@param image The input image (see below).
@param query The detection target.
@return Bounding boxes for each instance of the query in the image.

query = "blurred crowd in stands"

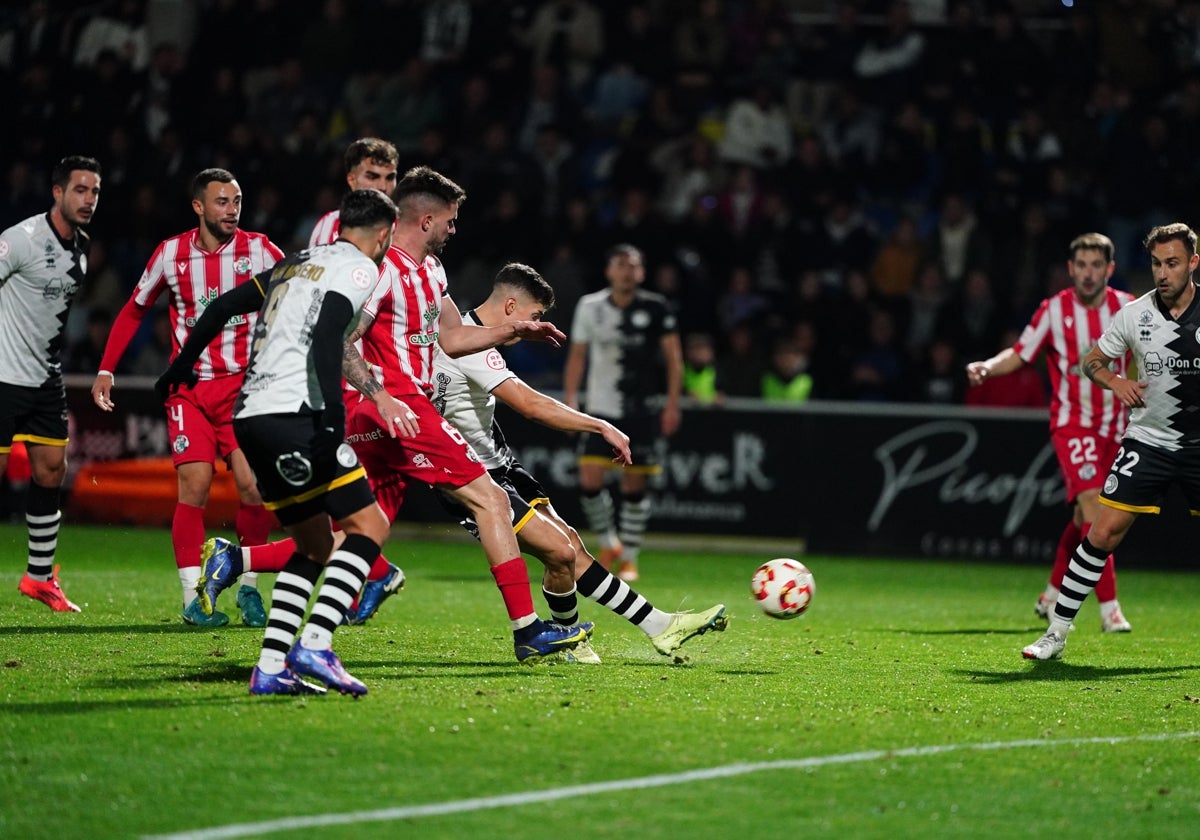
[3,0,1200,404]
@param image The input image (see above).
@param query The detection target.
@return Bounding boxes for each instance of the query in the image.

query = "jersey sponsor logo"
[1143,352,1165,376]
[276,451,312,486]
[422,302,438,324]
[409,332,439,346]
[1104,473,1119,495]
[0,238,9,258]
[172,434,190,454]
[234,256,252,274]
[347,428,386,445]
[485,349,505,371]
[41,276,72,300]
[336,442,358,468]
[351,267,373,289]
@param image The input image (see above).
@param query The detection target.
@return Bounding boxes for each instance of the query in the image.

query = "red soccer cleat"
[18,565,81,612]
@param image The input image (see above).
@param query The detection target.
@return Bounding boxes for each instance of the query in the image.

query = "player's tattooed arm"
[342,312,383,399]
[1081,345,1113,387]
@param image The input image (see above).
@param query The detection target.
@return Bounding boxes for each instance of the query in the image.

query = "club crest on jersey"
[412,453,434,469]
[336,443,358,468]
[1138,311,1154,325]
[631,309,652,328]
[1079,463,1097,481]
[234,256,252,274]
[172,434,190,454]
[276,451,312,486]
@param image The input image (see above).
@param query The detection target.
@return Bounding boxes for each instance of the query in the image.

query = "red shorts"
[1050,425,1121,503]
[164,375,243,467]
[347,394,486,520]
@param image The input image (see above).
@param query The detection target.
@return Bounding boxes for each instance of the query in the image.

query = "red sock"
[1082,522,1119,601]
[489,558,535,621]
[1048,519,1082,589]
[245,537,296,572]
[368,553,393,582]
[172,502,206,570]
[236,503,273,546]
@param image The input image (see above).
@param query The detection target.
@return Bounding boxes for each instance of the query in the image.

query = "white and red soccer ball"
[751,558,815,619]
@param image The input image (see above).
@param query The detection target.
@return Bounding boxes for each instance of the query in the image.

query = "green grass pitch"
[1,522,1198,839]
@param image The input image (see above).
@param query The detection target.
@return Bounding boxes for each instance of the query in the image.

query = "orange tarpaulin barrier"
[69,457,240,528]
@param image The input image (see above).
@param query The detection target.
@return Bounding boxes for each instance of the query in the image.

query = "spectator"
[761,336,814,404]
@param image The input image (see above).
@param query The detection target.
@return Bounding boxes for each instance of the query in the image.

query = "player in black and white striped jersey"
[1,156,102,613]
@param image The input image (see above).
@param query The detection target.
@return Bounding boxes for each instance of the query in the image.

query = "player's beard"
[203,215,237,244]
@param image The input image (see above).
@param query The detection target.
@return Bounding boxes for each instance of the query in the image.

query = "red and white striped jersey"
[360,245,447,396]
[308,211,340,248]
[1014,285,1133,439]
[109,229,283,379]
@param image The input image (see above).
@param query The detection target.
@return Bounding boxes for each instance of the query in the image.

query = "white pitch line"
[144,730,1200,840]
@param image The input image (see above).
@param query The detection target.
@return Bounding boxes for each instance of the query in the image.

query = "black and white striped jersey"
[1097,283,1200,451]
[568,288,677,418]
[0,212,90,386]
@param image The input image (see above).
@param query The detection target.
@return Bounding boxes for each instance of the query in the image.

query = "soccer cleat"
[346,563,405,625]
[286,643,367,696]
[249,666,328,696]
[17,565,81,612]
[650,604,728,657]
[596,542,622,570]
[182,596,229,627]
[514,620,593,663]
[1101,607,1132,633]
[562,636,602,664]
[1022,628,1068,660]
[196,537,241,616]
[237,585,267,628]
[615,559,639,582]
[1034,593,1054,620]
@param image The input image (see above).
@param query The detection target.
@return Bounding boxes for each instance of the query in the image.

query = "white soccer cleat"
[1034,593,1053,620]
[1022,628,1067,660]
[562,637,602,664]
[1101,607,1132,633]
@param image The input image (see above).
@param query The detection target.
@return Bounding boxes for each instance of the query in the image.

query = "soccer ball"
[751,558,815,619]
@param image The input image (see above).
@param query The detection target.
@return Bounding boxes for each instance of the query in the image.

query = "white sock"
[256,651,286,674]
[179,566,200,607]
[242,571,259,589]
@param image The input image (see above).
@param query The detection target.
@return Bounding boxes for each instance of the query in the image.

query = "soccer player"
[2,156,101,612]
[158,188,399,696]
[967,233,1134,633]
[432,262,728,662]
[308,137,399,247]
[563,244,683,582]
[90,168,284,628]
[1024,223,1200,660]
[342,165,592,662]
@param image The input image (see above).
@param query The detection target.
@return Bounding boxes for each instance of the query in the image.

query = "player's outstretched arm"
[493,377,632,465]
[965,346,1024,387]
[438,294,565,358]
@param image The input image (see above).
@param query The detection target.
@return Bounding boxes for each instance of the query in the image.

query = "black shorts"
[1100,436,1200,514]
[576,413,662,475]
[437,461,547,539]
[0,379,68,450]
[233,412,376,527]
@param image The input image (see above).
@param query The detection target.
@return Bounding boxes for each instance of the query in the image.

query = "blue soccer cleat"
[196,537,242,616]
[346,563,405,625]
[514,619,594,663]
[249,666,328,696]
[286,643,368,696]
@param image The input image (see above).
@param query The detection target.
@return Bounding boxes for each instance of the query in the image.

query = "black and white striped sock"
[576,560,670,637]
[257,554,322,673]
[299,534,378,650]
[25,482,61,580]
[1053,537,1107,628]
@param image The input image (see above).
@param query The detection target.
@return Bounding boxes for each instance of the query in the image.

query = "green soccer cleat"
[237,585,267,627]
[182,596,228,627]
[650,604,728,657]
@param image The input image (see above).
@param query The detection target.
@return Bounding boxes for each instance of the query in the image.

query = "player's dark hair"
[190,168,236,200]
[494,262,555,310]
[1069,232,1114,263]
[345,138,398,172]
[394,166,466,216]
[1144,223,1198,257]
[52,156,101,188]
[340,188,398,230]
[606,243,643,263]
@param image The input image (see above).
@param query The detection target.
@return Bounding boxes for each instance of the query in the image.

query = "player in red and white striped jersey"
[342,166,590,661]
[89,169,284,628]
[967,233,1135,633]
[308,138,399,247]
